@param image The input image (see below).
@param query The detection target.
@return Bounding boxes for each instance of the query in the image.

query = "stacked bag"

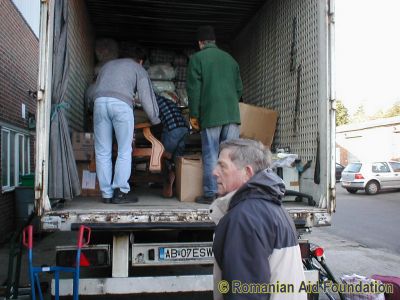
[147,48,195,107]
[94,38,119,76]
[91,40,195,107]
[147,63,178,103]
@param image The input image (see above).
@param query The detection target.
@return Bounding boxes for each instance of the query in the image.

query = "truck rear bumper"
[53,275,213,296]
[52,271,319,296]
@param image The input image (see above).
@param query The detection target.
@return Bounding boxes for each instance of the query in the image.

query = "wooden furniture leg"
[133,122,164,173]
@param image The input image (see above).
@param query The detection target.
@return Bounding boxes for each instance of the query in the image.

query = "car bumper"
[341,181,365,189]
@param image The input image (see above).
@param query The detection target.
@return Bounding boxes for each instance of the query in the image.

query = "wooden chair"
[131,122,174,197]
[133,122,165,173]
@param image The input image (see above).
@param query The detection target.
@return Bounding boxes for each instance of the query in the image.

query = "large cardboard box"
[176,155,203,202]
[76,161,101,197]
[239,103,278,148]
[72,132,95,161]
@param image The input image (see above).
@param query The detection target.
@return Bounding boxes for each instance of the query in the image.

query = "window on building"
[1,128,31,189]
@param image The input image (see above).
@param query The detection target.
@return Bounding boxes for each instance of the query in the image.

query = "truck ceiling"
[85,0,267,47]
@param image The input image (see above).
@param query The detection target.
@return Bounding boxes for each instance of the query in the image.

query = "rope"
[51,102,70,121]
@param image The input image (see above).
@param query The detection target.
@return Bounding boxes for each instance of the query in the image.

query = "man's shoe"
[112,188,138,204]
[195,195,216,204]
[102,197,112,204]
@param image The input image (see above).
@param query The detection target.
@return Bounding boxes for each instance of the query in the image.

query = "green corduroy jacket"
[187,44,243,129]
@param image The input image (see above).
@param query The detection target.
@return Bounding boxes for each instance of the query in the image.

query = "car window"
[371,162,390,173]
[343,163,361,173]
[389,162,400,172]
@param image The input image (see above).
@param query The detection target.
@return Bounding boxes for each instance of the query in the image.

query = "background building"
[336,116,400,166]
[0,0,39,242]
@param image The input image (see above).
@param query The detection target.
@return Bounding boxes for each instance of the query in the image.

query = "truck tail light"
[355,173,364,179]
[79,252,91,267]
[56,245,110,268]
[313,247,324,258]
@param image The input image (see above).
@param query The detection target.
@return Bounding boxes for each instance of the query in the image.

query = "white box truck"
[35,0,336,297]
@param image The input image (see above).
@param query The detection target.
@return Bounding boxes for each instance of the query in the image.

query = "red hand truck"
[23,225,91,300]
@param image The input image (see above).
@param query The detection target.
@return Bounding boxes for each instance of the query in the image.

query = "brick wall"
[0,0,38,241]
[0,191,15,243]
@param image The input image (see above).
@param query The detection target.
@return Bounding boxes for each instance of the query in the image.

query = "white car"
[340,161,400,195]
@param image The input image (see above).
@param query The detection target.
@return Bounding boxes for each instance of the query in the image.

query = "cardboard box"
[280,167,300,192]
[76,161,101,197]
[72,132,95,161]
[176,155,203,202]
[239,103,278,148]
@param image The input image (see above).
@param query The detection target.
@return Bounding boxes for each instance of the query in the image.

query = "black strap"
[294,65,302,135]
[314,135,320,184]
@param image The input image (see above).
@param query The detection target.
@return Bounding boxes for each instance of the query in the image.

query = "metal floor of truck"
[53,187,208,212]
[53,187,317,213]
[44,187,327,231]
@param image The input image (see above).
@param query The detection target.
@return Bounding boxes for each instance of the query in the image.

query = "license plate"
[342,181,350,186]
[159,246,213,261]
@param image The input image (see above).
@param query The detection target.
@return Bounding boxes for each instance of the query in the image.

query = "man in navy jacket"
[211,139,306,300]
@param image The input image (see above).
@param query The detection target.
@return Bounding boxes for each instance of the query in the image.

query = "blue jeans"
[162,127,189,160]
[201,124,240,197]
[94,97,134,198]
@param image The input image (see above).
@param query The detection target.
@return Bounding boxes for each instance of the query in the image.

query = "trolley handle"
[22,225,33,249]
[77,225,91,249]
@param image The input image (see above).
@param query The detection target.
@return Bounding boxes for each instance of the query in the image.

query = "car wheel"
[346,188,358,194]
[365,181,380,195]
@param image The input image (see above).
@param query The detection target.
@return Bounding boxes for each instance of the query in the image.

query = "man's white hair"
[219,138,272,173]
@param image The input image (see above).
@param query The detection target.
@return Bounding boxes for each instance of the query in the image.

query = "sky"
[335,0,400,115]
[12,0,40,37]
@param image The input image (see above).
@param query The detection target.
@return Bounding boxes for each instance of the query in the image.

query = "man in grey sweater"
[92,48,160,204]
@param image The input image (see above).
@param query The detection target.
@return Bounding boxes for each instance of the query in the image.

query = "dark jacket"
[155,95,188,132]
[213,169,306,300]
[186,44,242,129]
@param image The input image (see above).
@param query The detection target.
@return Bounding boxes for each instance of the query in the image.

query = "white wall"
[337,124,400,163]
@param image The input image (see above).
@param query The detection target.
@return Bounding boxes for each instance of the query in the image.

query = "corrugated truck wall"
[65,0,94,132]
[232,0,322,162]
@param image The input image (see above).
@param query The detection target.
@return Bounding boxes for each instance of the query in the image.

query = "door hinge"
[37,90,44,101]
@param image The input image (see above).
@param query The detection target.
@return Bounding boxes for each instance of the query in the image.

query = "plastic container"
[20,174,34,187]
[15,186,35,226]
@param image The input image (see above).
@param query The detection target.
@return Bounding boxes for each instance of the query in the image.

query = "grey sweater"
[93,58,160,124]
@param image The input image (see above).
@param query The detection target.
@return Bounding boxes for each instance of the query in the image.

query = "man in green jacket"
[187,25,243,204]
